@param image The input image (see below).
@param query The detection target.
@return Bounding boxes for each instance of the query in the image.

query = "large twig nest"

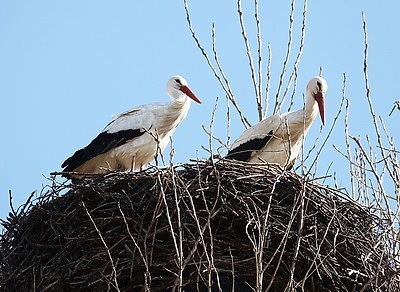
[1,160,398,291]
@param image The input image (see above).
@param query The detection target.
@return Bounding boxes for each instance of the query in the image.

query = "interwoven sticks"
[1,160,398,291]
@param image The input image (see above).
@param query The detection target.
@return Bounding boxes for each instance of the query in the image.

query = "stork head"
[307,76,328,125]
[167,75,201,104]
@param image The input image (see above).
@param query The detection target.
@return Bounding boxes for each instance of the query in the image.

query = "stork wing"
[226,115,281,162]
[61,129,145,172]
[62,102,167,172]
[226,130,274,161]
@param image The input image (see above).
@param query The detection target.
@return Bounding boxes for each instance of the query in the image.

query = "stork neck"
[303,92,319,123]
[171,94,191,108]
[156,95,190,137]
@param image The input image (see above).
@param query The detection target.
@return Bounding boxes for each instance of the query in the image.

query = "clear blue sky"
[1,1,399,220]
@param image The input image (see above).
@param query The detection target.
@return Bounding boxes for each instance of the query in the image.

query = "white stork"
[62,75,201,175]
[226,76,328,169]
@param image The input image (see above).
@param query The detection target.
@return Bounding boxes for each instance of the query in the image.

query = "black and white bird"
[62,75,201,175]
[226,76,328,169]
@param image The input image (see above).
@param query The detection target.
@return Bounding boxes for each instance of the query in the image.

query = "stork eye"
[175,79,182,86]
[316,81,322,91]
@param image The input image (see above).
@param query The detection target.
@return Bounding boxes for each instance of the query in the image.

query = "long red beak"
[314,92,325,125]
[180,85,202,104]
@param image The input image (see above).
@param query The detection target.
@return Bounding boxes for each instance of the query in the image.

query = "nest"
[1,160,399,291]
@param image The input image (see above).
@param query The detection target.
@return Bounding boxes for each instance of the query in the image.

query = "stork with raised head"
[226,76,328,169]
[62,75,201,175]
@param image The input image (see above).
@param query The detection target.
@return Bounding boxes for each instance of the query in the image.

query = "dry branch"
[237,0,262,120]
[183,0,251,129]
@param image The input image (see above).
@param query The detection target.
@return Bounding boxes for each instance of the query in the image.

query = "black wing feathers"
[226,130,274,161]
[62,129,145,172]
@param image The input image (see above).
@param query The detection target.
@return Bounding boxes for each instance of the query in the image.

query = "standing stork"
[226,76,328,169]
[61,75,201,175]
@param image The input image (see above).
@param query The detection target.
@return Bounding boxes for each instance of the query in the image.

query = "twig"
[8,190,16,216]
[285,182,307,291]
[210,22,250,128]
[344,97,356,199]
[389,100,400,116]
[201,125,229,151]
[170,166,184,291]
[263,42,272,118]
[82,201,120,292]
[255,0,263,119]
[183,0,251,128]
[157,173,181,273]
[206,96,219,160]
[226,95,232,147]
[281,0,308,113]
[349,136,391,219]
[273,0,296,115]
[237,0,262,121]
[362,12,396,184]
[117,201,151,291]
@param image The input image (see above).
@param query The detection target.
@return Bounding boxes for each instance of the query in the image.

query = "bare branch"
[255,0,263,119]
[118,201,151,291]
[237,0,262,121]
[263,42,272,118]
[344,97,356,199]
[362,12,396,183]
[281,0,308,113]
[183,0,251,128]
[210,23,251,128]
[82,201,120,291]
[389,100,400,116]
[273,0,296,115]
[226,95,232,147]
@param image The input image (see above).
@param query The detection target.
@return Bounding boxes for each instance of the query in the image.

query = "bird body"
[226,76,327,169]
[62,76,201,175]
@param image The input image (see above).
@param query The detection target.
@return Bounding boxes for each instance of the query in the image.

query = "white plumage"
[62,75,201,175]
[226,76,328,169]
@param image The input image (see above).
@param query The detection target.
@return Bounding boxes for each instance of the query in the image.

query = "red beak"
[180,85,202,104]
[314,92,325,125]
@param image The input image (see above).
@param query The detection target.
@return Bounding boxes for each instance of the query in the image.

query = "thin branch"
[389,100,400,116]
[8,190,16,216]
[237,0,262,121]
[207,96,219,158]
[378,116,400,196]
[285,182,307,291]
[170,166,184,290]
[344,97,356,199]
[183,0,251,128]
[281,0,308,113]
[82,201,120,292]
[157,174,180,267]
[273,0,296,115]
[362,12,396,183]
[210,23,248,127]
[263,42,272,118]
[255,0,263,119]
[117,201,151,291]
[226,95,232,147]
